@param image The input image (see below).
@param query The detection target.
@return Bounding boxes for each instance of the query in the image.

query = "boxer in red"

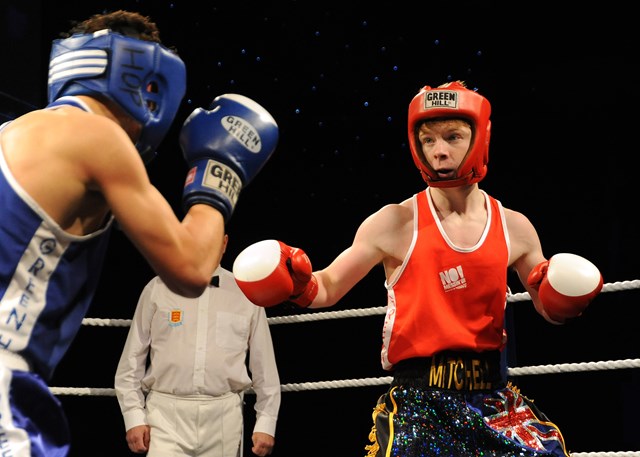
[233,81,603,456]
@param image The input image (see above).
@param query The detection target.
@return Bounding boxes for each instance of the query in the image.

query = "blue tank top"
[0,98,113,380]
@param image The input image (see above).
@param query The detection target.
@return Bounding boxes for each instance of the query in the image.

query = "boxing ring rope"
[50,358,640,397]
[76,279,640,328]
[52,279,640,456]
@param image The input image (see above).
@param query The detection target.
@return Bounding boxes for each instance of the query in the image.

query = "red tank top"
[380,189,510,370]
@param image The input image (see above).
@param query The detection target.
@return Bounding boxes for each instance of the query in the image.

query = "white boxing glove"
[527,253,603,324]
[233,239,318,308]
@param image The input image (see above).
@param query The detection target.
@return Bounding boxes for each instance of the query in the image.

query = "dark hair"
[64,10,162,43]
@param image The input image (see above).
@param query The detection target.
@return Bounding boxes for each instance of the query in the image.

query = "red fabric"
[382,190,509,369]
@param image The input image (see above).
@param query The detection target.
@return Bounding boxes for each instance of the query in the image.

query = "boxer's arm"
[310,203,412,308]
[38,106,217,299]
[85,96,278,298]
[88,125,225,297]
[506,210,550,318]
[507,209,602,324]
[234,204,402,309]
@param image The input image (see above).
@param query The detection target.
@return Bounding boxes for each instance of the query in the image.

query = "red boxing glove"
[232,240,318,308]
[527,253,603,324]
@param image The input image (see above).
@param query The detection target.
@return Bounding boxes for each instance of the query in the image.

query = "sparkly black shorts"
[364,352,568,457]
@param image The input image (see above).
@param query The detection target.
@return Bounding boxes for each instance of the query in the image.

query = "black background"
[1,1,639,455]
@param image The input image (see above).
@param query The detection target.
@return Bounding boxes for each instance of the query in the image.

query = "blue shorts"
[0,365,70,457]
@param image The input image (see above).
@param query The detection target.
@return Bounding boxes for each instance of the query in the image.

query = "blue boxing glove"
[180,94,279,221]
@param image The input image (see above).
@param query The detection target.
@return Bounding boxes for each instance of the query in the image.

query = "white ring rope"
[80,278,640,328]
[69,278,640,396]
[60,279,640,456]
[50,358,640,397]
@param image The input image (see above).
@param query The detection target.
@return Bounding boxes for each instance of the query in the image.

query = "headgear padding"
[407,81,491,187]
[48,29,187,164]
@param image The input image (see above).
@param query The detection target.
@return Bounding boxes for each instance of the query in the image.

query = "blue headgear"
[47,29,187,163]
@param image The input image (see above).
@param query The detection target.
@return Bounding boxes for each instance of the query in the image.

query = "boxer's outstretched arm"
[233,204,402,308]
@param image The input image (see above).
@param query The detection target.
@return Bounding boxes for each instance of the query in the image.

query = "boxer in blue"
[0,10,278,456]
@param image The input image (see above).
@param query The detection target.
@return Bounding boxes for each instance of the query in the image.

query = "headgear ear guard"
[407,81,491,188]
[47,29,187,164]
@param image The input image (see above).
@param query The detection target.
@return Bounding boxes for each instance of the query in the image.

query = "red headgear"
[407,81,491,187]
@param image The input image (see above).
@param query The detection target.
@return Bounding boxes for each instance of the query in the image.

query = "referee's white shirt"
[114,266,281,437]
